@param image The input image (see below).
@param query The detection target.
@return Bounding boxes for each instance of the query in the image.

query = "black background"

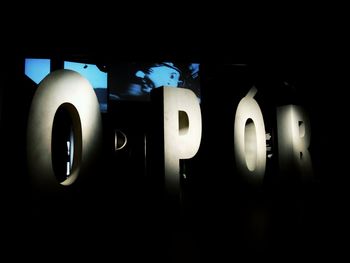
[0,43,346,262]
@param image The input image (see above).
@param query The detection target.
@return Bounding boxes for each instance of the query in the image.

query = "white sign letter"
[163,87,202,196]
[27,70,102,193]
[234,87,266,184]
[277,105,313,179]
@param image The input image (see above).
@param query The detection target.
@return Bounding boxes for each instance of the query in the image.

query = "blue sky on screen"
[25,58,51,84]
[64,61,107,89]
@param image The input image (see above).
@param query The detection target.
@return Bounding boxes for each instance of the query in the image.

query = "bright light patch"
[66,161,70,176]
[244,119,257,171]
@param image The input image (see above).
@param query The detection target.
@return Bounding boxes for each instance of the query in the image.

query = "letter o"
[234,88,266,184]
[27,70,102,193]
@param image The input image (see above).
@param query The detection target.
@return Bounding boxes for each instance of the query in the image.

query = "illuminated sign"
[27,70,102,193]
[234,87,266,184]
[162,87,202,196]
[26,70,312,196]
[277,105,313,179]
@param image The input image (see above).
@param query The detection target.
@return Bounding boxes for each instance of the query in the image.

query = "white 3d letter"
[234,87,266,184]
[163,87,202,196]
[277,105,313,178]
[27,70,102,193]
